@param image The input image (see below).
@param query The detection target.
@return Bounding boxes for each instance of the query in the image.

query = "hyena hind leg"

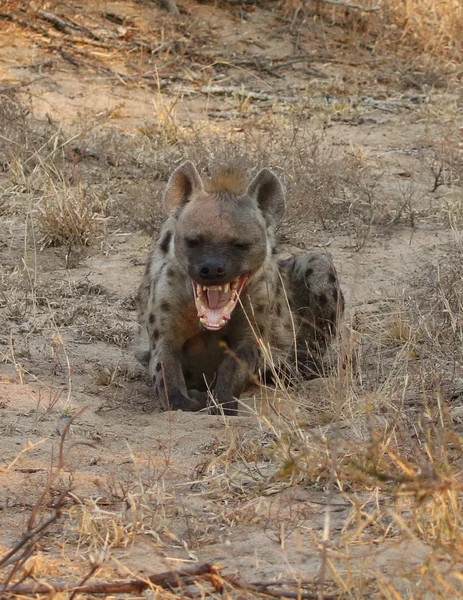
[283,252,344,379]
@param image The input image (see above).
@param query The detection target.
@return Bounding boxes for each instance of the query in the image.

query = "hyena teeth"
[223,283,230,294]
[218,318,226,327]
[225,298,235,312]
[200,317,207,326]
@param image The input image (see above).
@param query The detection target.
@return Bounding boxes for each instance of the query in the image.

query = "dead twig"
[0,408,88,583]
[47,32,120,49]
[2,563,216,596]
[58,50,81,67]
[0,509,61,570]
[201,85,297,102]
[37,9,83,35]
[68,563,100,600]
[313,0,381,11]
[37,9,102,40]
[12,467,47,474]
[222,575,341,599]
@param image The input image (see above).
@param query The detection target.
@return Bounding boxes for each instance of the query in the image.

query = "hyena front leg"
[149,342,206,412]
[143,268,207,411]
[214,341,260,415]
[282,252,344,379]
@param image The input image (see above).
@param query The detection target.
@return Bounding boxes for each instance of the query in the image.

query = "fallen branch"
[223,575,341,600]
[68,564,100,600]
[46,31,120,49]
[200,85,297,102]
[37,9,82,34]
[0,78,45,92]
[37,9,102,40]
[2,563,216,595]
[58,50,81,67]
[190,86,421,113]
[316,0,381,12]
[2,565,343,599]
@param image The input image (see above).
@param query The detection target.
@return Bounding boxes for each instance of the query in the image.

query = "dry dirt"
[0,1,462,598]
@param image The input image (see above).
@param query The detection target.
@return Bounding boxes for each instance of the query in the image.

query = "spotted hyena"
[135,161,344,415]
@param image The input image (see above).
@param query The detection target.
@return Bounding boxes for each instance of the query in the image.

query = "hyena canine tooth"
[135,161,344,415]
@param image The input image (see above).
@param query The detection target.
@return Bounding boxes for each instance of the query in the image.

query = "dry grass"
[70,482,174,551]
[185,226,463,596]
[380,0,463,62]
[36,181,100,249]
[1,4,463,597]
[287,0,462,69]
[416,127,463,231]
[2,193,462,595]
[0,90,29,168]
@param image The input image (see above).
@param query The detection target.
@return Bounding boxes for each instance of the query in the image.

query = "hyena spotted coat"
[135,161,344,415]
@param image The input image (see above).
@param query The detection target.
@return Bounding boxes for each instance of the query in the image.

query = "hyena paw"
[189,389,209,408]
[166,391,207,412]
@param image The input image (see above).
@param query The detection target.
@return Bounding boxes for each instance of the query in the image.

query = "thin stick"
[0,512,60,570]
[69,564,100,600]
[0,78,45,92]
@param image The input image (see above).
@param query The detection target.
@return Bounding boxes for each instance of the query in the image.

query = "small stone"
[452,377,463,399]
[56,413,73,436]
[450,405,463,423]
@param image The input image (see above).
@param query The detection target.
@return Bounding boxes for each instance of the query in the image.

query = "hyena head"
[164,161,285,331]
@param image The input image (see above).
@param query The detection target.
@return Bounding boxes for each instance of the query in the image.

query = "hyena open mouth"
[192,275,248,330]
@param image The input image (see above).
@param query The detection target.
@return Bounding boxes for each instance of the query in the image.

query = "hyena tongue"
[193,277,248,330]
[205,288,232,310]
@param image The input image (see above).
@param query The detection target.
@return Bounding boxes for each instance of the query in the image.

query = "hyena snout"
[191,253,243,287]
[197,258,227,283]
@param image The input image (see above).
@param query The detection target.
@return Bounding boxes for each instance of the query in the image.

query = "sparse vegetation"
[1,0,463,598]
[380,0,463,62]
[36,181,100,252]
[288,0,463,64]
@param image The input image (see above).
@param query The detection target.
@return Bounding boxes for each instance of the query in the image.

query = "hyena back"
[135,161,344,415]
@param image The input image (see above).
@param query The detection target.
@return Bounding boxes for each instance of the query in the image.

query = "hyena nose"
[199,261,226,281]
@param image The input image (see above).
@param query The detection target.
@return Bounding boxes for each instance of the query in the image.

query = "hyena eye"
[185,237,202,249]
[233,241,252,250]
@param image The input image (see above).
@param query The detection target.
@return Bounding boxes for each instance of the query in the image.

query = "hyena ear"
[246,168,285,224]
[164,161,204,214]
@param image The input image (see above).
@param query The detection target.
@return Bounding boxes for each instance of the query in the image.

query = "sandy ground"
[1,1,462,597]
